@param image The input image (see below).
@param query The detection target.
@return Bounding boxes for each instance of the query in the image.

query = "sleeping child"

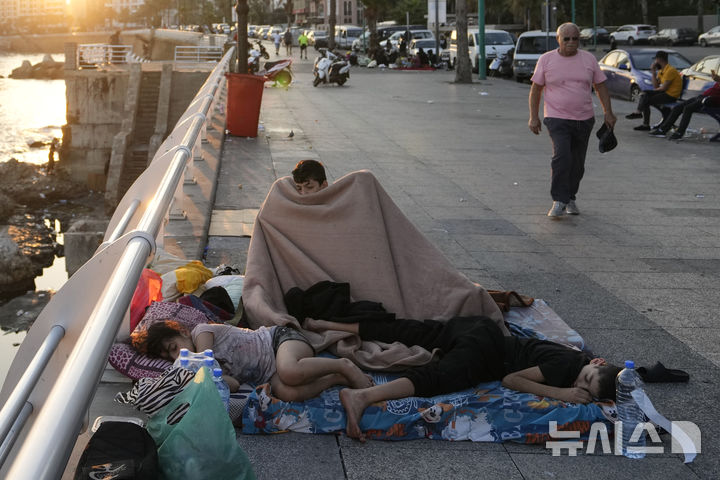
[303,315,621,442]
[132,320,372,402]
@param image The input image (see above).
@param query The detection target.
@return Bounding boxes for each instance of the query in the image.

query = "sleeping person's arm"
[502,366,593,404]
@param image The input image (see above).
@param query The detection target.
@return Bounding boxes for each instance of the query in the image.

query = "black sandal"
[637,361,689,383]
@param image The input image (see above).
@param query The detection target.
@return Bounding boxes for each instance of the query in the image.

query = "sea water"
[0,52,66,165]
[0,52,68,385]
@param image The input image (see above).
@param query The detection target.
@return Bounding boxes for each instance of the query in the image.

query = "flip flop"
[637,361,689,383]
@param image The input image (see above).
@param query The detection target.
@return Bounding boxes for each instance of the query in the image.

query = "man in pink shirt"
[528,23,617,217]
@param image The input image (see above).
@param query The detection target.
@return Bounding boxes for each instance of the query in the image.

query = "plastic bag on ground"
[147,367,256,480]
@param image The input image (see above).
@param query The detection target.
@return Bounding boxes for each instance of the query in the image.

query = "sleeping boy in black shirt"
[304,315,621,442]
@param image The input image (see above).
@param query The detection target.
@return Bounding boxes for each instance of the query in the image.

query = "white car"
[447,28,515,73]
[698,25,720,47]
[610,24,656,45]
[380,30,435,49]
[408,38,442,57]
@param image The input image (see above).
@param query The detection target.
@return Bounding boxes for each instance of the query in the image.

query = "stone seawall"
[0,32,116,53]
[63,65,211,194]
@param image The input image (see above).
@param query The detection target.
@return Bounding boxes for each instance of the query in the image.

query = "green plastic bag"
[147,367,255,480]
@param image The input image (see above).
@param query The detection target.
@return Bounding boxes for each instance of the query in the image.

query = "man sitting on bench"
[625,50,683,131]
[650,69,720,141]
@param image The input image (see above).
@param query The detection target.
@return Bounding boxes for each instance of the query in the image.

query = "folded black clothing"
[284,281,395,324]
[637,361,689,383]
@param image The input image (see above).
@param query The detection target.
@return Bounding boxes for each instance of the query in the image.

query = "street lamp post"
[478,0,485,80]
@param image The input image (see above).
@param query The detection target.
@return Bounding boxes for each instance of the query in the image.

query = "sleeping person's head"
[131,319,195,361]
[292,159,328,194]
[572,358,622,401]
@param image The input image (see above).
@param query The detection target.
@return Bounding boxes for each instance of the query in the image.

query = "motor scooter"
[488,48,514,78]
[312,49,350,87]
[247,43,293,88]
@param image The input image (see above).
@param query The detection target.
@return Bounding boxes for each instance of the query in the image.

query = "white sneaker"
[566,200,580,215]
[547,201,567,217]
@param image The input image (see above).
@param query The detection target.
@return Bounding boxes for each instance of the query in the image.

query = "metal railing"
[77,44,139,68]
[175,45,224,62]
[0,47,234,479]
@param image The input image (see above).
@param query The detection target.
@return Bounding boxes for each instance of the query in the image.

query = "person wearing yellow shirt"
[625,50,683,131]
[298,31,309,59]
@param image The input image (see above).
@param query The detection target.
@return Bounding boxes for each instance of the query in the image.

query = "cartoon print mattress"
[240,300,616,442]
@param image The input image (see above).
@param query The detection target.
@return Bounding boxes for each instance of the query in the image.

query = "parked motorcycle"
[488,48,514,78]
[312,49,350,87]
[247,41,270,74]
[248,42,293,88]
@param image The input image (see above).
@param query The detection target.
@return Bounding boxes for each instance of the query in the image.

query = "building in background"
[0,0,69,31]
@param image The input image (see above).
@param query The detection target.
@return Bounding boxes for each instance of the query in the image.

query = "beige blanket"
[242,170,506,370]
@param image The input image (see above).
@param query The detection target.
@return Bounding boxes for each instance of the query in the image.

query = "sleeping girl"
[132,320,372,401]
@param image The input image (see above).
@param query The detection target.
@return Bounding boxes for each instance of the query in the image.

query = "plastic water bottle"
[616,360,647,459]
[173,349,220,372]
[213,367,230,412]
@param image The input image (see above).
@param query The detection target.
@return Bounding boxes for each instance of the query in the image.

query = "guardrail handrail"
[0,47,234,479]
[174,45,224,62]
[77,44,137,68]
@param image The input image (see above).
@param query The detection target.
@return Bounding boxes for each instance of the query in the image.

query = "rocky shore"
[9,54,64,79]
[0,159,106,330]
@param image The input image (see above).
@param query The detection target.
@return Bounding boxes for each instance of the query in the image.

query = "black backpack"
[74,421,158,480]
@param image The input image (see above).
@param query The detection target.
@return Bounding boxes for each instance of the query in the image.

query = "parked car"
[408,38,443,58]
[579,27,609,45]
[248,25,258,38]
[648,28,696,46]
[309,30,328,49]
[334,25,364,49]
[597,48,693,101]
[377,25,426,41]
[448,28,515,73]
[681,55,720,98]
[698,25,720,47]
[380,29,435,50]
[512,31,558,82]
[257,26,272,40]
[610,24,656,45]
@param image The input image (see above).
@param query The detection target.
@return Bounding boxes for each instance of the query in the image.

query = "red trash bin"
[225,73,265,137]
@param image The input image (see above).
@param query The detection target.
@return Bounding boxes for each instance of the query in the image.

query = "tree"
[454,0,472,83]
[329,0,336,49]
[248,0,268,24]
[236,0,249,73]
[285,0,294,27]
[697,0,704,36]
[388,0,426,24]
[361,0,391,52]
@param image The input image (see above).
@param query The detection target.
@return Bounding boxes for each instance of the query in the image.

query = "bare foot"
[340,388,367,442]
[343,362,374,389]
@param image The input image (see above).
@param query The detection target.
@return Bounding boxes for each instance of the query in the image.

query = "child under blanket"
[304,315,622,442]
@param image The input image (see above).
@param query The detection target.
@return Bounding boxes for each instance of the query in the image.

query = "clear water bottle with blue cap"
[173,348,220,372]
[616,360,647,458]
[213,367,230,412]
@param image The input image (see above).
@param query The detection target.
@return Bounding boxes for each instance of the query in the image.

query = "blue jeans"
[543,117,595,204]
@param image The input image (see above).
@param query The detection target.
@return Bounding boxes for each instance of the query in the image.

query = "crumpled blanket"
[241,170,506,371]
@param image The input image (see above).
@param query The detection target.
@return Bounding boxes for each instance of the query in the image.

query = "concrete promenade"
[76,51,719,479]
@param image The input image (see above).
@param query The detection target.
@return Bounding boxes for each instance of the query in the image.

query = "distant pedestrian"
[298,31,309,59]
[528,22,616,217]
[47,137,58,174]
[273,31,282,56]
[284,29,293,56]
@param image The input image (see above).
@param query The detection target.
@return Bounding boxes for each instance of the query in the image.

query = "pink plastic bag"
[130,269,163,332]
